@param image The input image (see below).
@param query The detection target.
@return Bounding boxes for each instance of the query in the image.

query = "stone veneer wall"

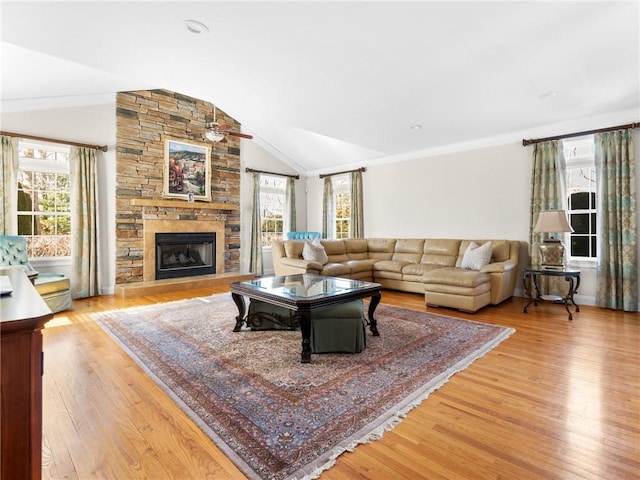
[115,89,241,284]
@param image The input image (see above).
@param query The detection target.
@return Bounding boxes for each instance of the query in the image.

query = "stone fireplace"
[115,89,242,285]
[143,218,226,282]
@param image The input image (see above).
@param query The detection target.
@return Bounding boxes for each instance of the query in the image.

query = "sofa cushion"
[344,238,369,260]
[344,259,377,273]
[457,239,511,266]
[284,240,304,259]
[302,241,328,265]
[402,263,445,276]
[366,238,396,260]
[391,239,424,263]
[320,240,349,263]
[461,241,492,271]
[488,240,510,262]
[423,267,490,288]
[421,239,460,266]
[320,263,351,277]
[373,260,408,273]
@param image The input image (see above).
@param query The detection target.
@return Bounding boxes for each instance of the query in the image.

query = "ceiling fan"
[205,106,253,142]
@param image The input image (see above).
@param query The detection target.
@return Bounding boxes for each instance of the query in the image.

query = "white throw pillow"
[461,241,492,271]
[302,240,328,265]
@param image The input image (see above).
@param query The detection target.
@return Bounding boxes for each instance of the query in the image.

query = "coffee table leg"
[368,293,381,336]
[231,293,246,332]
[298,310,312,363]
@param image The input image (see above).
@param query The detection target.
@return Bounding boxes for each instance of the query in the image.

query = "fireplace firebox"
[155,232,215,280]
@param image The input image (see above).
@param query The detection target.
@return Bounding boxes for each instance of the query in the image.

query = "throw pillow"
[302,240,328,265]
[461,241,493,271]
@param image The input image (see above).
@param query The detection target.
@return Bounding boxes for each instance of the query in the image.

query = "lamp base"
[539,239,566,270]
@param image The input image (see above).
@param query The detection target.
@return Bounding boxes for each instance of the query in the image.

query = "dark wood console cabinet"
[1,268,53,480]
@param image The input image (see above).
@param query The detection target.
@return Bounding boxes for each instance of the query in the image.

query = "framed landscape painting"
[163,138,211,201]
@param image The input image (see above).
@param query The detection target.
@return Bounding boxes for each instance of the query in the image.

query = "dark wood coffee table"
[230,274,382,363]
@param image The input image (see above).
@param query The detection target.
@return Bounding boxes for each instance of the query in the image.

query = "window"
[259,174,286,247]
[564,136,596,259]
[17,141,71,258]
[333,174,351,239]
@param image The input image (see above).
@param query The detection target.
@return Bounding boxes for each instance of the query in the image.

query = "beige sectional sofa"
[272,238,520,313]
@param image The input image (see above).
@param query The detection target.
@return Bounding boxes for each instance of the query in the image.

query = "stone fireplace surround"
[143,218,225,282]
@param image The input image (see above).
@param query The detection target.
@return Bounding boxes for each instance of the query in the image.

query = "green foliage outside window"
[17,147,71,257]
[334,192,351,239]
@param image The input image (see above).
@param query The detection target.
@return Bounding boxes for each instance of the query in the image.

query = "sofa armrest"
[279,257,323,271]
[480,260,516,274]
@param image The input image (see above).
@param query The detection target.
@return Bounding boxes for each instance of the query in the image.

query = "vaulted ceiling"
[2,1,638,175]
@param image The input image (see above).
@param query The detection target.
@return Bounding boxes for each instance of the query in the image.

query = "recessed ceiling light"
[410,124,422,131]
[184,20,209,34]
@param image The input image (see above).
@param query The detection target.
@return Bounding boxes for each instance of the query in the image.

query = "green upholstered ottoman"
[248,300,298,330]
[247,299,367,353]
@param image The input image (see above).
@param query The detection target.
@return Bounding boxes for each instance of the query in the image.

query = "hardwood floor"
[41,288,639,479]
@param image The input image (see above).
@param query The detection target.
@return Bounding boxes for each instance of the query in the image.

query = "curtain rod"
[0,130,108,152]
[245,167,299,179]
[522,122,640,146]
[319,166,366,179]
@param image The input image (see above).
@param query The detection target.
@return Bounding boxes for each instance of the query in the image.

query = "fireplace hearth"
[155,232,215,280]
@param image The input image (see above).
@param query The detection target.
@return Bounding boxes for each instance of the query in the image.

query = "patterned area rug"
[92,294,514,480]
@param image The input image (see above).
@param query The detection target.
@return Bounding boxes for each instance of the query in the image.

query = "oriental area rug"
[92,294,514,480]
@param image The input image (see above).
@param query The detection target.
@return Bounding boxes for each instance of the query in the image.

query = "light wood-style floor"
[41,288,639,480]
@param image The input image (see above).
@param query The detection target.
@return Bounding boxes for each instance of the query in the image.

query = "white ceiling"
[1,1,638,175]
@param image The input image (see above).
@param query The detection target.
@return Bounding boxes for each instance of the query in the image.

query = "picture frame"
[163,138,211,201]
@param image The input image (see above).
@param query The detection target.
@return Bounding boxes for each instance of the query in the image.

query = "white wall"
[3,102,639,306]
[306,133,640,306]
[239,138,307,274]
[2,102,117,294]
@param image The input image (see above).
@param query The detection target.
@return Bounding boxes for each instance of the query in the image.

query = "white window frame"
[332,174,351,239]
[17,140,72,265]
[258,174,287,249]
[563,136,597,269]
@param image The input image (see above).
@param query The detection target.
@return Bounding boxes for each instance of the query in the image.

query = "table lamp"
[533,209,574,270]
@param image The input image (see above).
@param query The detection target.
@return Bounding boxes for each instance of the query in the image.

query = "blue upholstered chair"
[286,231,322,240]
[0,235,72,313]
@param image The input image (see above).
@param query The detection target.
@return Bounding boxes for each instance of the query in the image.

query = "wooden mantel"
[131,199,238,210]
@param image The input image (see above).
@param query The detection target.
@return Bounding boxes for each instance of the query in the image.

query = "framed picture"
[163,138,211,201]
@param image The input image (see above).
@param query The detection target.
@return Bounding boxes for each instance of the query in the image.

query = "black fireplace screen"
[155,232,215,280]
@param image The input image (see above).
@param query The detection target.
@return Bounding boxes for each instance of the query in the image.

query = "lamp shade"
[533,210,574,233]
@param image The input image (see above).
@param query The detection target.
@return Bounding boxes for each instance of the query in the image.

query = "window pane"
[17,214,34,235]
[570,213,590,234]
[571,192,590,210]
[17,188,34,211]
[57,215,71,235]
[40,215,57,235]
[56,192,70,212]
[56,174,70,190]
[30,235,54,257]
[571,236,589,257]
[591,236,597,257]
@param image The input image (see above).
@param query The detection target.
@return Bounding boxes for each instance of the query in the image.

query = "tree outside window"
[259,175,286,247]
[333,174,351,239]
[17,143,71,258]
